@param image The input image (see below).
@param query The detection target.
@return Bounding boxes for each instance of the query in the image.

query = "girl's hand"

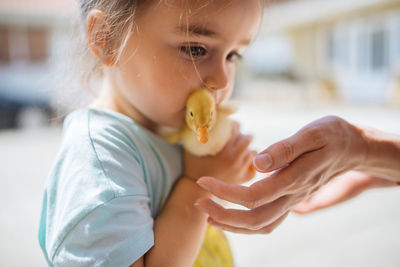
[184,121,257,184]
[293,171,398,214]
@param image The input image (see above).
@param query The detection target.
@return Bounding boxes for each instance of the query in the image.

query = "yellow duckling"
[166,88,256,173]
[165,88,236,267]
[166,88,236,156]
[165,88,255,267]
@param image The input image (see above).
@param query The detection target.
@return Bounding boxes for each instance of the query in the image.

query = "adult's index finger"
[254,124,327,172]
[196,176,280,209]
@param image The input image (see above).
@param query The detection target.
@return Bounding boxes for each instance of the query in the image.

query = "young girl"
[38,0,262,266]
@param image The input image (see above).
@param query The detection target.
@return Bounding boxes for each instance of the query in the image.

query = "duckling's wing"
[163,130,183,144]
[217,103,237,116]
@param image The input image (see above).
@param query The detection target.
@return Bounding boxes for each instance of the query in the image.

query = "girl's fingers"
[207,211,289,235]
[253,124,327,173]
[240,151,258,183]
[235,136,255,181]
[241,168,256,183]
[195,195,290,230]
[220,122,240,155]
[245,150,258,165]
[233,135,253,156]
[231,121,240,139]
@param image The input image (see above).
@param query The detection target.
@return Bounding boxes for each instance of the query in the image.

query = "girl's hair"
[74,0,205,97]
[77,0,264,92]
[78,0,149,94]
[55,0,263,115]
[54,0,152,115]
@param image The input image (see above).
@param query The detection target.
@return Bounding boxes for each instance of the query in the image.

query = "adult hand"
[194,116,395,234]
[293,171,397,214]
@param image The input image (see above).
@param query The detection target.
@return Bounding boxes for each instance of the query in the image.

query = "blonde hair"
[77,0,151,94]
[52,1,149,117]
[55,0,263,115]
[75,0,211,95]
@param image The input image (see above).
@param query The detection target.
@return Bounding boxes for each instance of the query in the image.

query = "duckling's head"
[185,89,217,144]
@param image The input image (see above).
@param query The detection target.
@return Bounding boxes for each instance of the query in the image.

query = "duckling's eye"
[190,111,194,118]
[210,111,213,116]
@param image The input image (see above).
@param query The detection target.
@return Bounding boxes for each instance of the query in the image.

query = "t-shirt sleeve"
[48,111,157,267]
[53,195,154,267]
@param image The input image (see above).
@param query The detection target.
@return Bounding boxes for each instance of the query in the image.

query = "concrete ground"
[1,100,399,266]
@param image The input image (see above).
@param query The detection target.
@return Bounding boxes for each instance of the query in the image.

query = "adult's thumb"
[252,153,273,172]
[252,137,305,172]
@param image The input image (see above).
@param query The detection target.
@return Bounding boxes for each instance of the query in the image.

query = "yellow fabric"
[193,225,234,267]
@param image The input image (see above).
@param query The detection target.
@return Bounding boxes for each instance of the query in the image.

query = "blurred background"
[1,0,399,266]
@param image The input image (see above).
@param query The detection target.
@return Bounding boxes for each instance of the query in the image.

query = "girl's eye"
[180,45,208,58]
[227,52,243,63]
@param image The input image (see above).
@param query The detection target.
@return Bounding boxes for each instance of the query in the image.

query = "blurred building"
[250,0,400,104]
[0,0,75,128]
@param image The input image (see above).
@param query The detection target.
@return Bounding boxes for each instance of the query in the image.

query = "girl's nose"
[203,62,230,92]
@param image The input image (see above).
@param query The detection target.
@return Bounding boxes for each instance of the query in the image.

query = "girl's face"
[106,0,262,129]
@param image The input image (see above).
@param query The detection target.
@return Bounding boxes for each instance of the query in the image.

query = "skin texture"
[195,116,400,234]
[90,0,258,131]
[86,0,262,266]
[293,171,396,214]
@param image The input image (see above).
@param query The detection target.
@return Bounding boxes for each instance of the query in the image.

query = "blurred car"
[0,65,54,129]
[0,0,76,129]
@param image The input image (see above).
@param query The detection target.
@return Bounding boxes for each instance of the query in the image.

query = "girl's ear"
[86,9,114,66]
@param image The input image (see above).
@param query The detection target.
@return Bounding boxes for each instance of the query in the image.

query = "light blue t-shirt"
[38,108,183,266]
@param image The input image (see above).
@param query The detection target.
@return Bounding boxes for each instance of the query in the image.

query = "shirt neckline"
[73,107,176,147]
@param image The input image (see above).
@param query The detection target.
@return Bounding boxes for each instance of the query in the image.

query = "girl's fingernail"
[253,153,272,171]
[196,179,210,191]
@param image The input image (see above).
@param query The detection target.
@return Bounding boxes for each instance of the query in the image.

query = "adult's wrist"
[345,122,370,170]
[355,125,400,180]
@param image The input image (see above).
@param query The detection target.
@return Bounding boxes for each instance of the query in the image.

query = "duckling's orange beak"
[196,126,209,144]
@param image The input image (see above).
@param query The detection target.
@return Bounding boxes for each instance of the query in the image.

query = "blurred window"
[329,26,350,69]
[357,30,368,72]
[328,32,335,63]
[371,29,387,70]
[27,28,48,63]
[8,27,29,64]
[0,26,10,64]
[339,30,350,67]
[397,23,400,63]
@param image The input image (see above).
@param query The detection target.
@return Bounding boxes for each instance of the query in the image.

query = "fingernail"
[253,153,272,171]
[196,179,210,191]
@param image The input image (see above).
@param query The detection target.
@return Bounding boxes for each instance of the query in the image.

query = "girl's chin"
[174,111,186,127]
[162,110,185,128]
[160,117,184,129]
[169,120,185,129]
